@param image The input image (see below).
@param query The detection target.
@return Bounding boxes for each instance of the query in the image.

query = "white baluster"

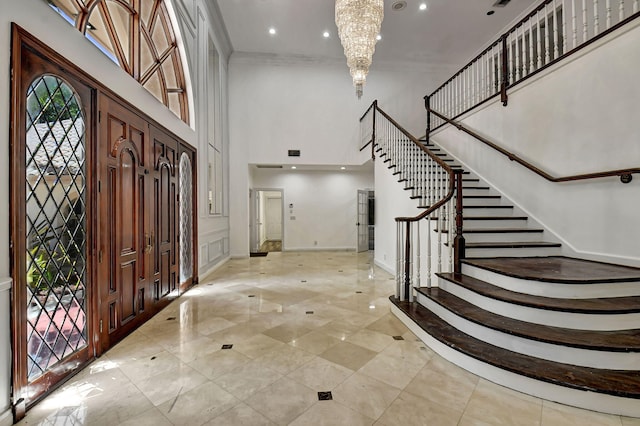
[449,197,455,272]
[537,10,543,68]
[562,0,567,55]
[553,0,560,59]
[572,0,578,48]
[514,28,521,81]
[634,0,638,14]
[583,0,588,42]
[594,0,600,36]
[545,4,551,63]
[606,0,612,28]
[619,0,624,23]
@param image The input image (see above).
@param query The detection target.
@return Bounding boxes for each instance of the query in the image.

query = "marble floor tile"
[245,377,318,425]
[133,363,209,406]
[157,381,238,426]
[20,251,637,426]
[262,322,314,344]
[541,401,625,426]
[287,357,354,391]
[213,359,283,400]
[331,372,402,420]
[403,359,478,411]
[204,403,275,426]
[252,344,316,375]
[319,341,378,371]
[377,390,464,426]
[116,407,173,426]
[188,348,252,380]
[345,328,394,352]
[460,379,543,426]
[288,329,341,355]
[289,400,375,426]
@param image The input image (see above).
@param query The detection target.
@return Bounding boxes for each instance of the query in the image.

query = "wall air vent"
[256,165,283,169]
[288,150,301,157]
[493,0,511,6]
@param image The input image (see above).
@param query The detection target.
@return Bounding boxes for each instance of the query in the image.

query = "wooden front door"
[97,96,153,352]
[150,126,179,307]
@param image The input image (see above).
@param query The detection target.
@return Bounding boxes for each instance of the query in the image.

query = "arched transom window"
[49,0,190,123]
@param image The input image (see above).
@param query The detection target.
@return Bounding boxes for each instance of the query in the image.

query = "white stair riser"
[464,207,516,216]
[461,264,640,298]
[391,305,640,418]
[465,246,562,258]
[463,219,529,229]
[438,278,640,331]
[462,232,544,243]
[416,292,640,369]
[463,198,503,206]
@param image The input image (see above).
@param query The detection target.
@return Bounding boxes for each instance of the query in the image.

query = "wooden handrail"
[429,108,640,183]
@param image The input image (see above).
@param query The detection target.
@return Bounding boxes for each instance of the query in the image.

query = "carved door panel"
[150,126,178,308]
[97,96,152,351]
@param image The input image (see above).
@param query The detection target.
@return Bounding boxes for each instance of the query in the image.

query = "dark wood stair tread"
[462,257,640,284]
[416,286,640,352]
[438,272,640,314]
[464,216,527,221]
[464,205,513,209]
[391,297,640,399]
[438,228,543,234]
[465,241,561,248]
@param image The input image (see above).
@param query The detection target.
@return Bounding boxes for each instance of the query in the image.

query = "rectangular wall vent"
[288,150,301,157]
[493,0,511,6]
[256,164,283,169]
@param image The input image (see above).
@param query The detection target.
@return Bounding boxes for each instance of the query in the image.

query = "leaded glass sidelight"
[25,75,87,381]
[179,153,193,283]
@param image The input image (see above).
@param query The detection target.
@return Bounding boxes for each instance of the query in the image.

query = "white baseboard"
[0,409,12,426]
[374,258,394,275]
[198,256,230,283]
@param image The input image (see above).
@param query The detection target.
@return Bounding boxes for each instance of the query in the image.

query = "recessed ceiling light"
[268,27,276,35]
[323,31,330,38]
[376,34,382,41]
[392,1,407,11]
[486,10,495,15]
[291,166,297,169]
[340,166,346,170]
[419,3,427,11]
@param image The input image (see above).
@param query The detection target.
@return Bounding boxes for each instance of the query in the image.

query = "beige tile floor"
[18,251,640,426]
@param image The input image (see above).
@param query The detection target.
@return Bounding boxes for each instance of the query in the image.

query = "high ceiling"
[216,0,537,71]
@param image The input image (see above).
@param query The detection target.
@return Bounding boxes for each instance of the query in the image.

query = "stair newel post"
[500,34,509,106]
[415,220,420,294]
[396,220,401,299]
[424,95,431,145]
[404,221,411,301]
[371,101,377,161]
[453,169,466,274]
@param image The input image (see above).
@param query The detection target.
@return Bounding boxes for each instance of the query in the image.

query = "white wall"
[432,22,640,266]
[228,55,446,256]
[251,168,374,251]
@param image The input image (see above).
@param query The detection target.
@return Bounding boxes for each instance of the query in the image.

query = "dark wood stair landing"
[462,257,640,284]
[390,297,640,399]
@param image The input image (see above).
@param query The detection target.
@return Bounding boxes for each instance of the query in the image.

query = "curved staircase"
[386,139,640,417]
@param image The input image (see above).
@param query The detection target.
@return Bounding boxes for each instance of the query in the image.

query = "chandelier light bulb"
[335,0,384,99]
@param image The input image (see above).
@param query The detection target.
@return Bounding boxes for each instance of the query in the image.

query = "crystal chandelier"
[335,0,384,99]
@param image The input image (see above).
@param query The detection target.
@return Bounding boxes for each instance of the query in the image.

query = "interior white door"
[357,190,369,252]
[265,196,282,241]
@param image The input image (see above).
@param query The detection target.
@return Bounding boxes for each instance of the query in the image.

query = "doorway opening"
[250,189,284,255]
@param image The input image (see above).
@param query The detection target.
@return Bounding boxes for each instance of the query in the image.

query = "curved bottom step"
[390,297,640,418]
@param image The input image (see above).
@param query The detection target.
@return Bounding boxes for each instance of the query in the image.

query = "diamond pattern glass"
[25,75,87,381]
[179,153,193,283]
